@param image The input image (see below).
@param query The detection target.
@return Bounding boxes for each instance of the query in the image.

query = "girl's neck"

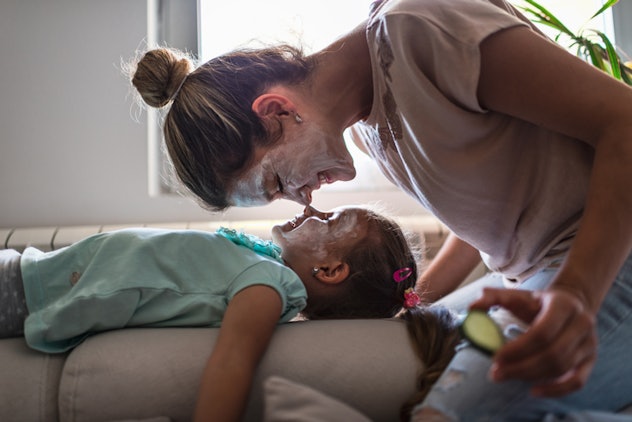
[216,227,284,264]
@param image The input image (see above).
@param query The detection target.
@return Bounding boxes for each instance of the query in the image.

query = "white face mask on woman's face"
[271,205,368,269]
[228,121,357,207]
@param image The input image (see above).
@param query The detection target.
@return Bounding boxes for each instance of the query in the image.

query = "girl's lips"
[287,214,308,231]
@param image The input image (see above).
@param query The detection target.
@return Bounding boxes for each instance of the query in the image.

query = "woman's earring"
[312,267,319,276]
[295,113,303,123]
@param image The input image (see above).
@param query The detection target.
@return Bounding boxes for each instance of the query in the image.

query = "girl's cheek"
[288,228,329,261]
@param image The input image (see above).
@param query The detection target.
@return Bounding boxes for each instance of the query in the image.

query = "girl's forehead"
[332,206,368,216]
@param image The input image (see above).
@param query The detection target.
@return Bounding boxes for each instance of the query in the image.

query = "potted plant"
[518,0,632,85]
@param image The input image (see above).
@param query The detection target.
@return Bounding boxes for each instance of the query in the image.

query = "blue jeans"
[417,252,632,421]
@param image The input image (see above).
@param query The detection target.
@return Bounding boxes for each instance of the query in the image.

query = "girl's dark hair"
[300,208,421,320]
[398,305,460,421]
[295,207,459,420]
[130,46,315,211]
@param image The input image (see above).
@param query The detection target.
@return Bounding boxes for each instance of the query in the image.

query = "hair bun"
[131,48,193,108]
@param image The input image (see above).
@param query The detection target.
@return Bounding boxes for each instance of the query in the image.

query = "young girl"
[0,205,460,421]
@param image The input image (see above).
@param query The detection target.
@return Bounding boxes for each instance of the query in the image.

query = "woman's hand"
[469,287,597,397]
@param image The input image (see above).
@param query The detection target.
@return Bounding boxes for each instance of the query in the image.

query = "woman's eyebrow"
[263,189,275,202]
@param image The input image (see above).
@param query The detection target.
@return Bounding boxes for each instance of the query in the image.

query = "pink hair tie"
[403,288,421,309]
[393,267,413,283]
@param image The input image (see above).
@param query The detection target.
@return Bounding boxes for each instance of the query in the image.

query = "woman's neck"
[308,22,374,129]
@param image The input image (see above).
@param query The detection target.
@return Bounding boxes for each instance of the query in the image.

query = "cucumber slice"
[459,310,504,355]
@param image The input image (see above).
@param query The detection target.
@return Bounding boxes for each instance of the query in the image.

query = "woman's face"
[227,121,357,206]
[271,205,370,270]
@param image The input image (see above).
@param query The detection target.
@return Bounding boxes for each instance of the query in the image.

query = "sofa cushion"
[263,376,372,422]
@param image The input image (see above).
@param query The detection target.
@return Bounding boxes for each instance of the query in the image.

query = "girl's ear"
[313,261,350,285]
[251,93,296,118]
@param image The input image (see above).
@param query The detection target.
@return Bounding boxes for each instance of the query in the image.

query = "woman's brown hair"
[130,46,315,210]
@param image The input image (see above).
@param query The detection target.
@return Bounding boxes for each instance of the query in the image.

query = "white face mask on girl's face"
[227,122,356,207]
[270,205,369,269]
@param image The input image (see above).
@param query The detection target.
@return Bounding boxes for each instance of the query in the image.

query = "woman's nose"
[284,186,313,206]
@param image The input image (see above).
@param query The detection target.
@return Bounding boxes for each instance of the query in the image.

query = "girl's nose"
[303,205,327,219]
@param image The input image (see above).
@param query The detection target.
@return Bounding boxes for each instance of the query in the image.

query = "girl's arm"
[193,285,282,422]
[474,26,632,396]
[417,232,482,303]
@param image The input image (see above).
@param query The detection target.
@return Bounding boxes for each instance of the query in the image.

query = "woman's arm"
[193,285,282,422]
[474,26,632,396]
[417,232,482,302]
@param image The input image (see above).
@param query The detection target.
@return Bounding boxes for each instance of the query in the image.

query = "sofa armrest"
[0,338,66,422]
[57,319,418,422]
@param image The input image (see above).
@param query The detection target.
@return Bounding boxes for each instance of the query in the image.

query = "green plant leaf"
[516,0,632,86]
[521,0,575,37]
[588,29,622,79]
[589,0,619,21]
[620,63,632,85]
[585,42,608,72]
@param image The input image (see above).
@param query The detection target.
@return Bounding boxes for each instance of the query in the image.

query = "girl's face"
[271,205,370,271]
[227,121,357,207]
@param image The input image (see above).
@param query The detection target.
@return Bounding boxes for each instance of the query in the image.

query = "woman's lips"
[318,172,334,185]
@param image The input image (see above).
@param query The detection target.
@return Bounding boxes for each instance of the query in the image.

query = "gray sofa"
[2,274,632,421]
[0,319,418,422]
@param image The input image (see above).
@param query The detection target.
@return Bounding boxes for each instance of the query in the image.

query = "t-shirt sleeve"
[226,261,307,323]
[370,0,530,112]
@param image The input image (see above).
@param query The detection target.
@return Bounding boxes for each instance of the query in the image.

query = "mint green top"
[20,228,307,353]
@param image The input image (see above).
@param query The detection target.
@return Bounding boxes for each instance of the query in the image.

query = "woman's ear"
[251,93,296,118]
[313,261,350,285]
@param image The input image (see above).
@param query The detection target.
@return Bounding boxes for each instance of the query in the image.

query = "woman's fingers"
[469,287,542,323]
[469,287,597,396]
[530,339,597,397]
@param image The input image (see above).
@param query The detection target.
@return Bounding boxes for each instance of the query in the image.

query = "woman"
[130,0,632,419]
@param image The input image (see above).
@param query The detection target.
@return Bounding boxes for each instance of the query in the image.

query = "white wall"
[0,0,429,229]
[0,0,205,227]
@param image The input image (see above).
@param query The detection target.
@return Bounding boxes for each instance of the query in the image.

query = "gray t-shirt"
[354,0,593,281]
